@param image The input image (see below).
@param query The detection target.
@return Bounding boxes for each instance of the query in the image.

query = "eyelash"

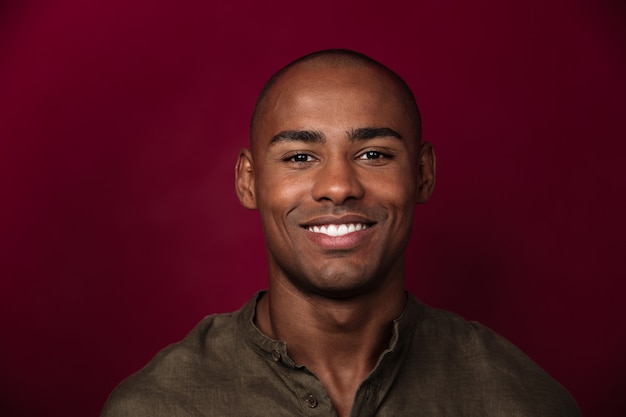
[357,150,391,160]
[284,153,315,163]
[282,150,393,164]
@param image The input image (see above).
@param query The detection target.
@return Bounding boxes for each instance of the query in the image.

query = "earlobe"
[415,142,436,204]
[235,148,258,210]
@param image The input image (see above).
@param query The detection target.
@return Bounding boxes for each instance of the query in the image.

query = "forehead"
[277,62,397,95]
[253,63,417,144]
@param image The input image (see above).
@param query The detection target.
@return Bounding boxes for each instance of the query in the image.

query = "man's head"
[236,49,435,299]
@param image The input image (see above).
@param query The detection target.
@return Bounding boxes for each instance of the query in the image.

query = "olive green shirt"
[102,292,580,416]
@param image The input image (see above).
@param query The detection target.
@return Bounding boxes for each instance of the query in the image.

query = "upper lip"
[300,214,376,227]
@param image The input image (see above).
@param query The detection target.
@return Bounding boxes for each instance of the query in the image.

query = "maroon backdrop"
[1,0,624,416]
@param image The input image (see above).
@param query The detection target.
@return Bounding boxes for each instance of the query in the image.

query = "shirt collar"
[236,290,425,370]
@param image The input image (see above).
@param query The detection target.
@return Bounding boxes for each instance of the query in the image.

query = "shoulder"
[416,306,535,367]
[416,307,551,379]
[101,311,241,417]
[402,304,581,416]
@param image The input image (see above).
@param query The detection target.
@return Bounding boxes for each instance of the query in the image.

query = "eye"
[357,150,389,160]
[284,153,315,163]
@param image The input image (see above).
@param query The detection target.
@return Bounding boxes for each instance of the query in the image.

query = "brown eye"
[358,151,386,160]
[284,153,314,163]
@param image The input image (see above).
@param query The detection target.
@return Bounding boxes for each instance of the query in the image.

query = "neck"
[255,276,406,416]
[265,287,404,354]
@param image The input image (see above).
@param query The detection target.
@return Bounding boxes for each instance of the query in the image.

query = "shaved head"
[236,47,436,299]
[250,49,422,147]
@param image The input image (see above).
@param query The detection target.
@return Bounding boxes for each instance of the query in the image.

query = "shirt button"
[271,350,281,362]
[305,394,318,408]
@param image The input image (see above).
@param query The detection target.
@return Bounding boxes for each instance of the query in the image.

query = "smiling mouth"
[306,223,371,237]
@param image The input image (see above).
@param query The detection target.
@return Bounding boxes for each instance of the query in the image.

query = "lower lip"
[304,226,374,250]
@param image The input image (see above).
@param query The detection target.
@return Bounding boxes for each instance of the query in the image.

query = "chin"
[299,270,384,301]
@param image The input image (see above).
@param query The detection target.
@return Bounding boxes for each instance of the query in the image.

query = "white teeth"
[307,223,368,237]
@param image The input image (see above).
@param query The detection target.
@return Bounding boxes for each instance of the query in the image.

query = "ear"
[235,148,258,209]
[415,141,436,204]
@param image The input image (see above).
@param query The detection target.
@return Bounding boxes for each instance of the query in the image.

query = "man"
[102,49,580,416]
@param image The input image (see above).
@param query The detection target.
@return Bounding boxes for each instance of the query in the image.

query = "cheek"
[370,180,417,238]
[256,171,309,221]
[368,167,417,208]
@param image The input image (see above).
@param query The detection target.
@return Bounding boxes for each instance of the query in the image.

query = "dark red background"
[1,0,624,416]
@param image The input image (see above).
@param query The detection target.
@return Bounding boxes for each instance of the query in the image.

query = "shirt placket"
[270,343,338,416]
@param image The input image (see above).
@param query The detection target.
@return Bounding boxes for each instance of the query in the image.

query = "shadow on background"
[1,0,625,416]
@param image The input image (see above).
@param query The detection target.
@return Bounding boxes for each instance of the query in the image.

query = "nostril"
[311,167,365,204]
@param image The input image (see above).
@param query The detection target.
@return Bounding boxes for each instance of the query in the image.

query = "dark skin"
[236,58,435,417]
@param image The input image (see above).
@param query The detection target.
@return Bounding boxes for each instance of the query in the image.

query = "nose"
[311,157,365,205]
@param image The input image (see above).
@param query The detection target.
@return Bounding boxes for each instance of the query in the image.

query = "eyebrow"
[270,130,325,144]
[269,127,402,145]
[349,127,402,140]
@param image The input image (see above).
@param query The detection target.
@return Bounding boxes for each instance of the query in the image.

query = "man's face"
[241,63,432,299]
